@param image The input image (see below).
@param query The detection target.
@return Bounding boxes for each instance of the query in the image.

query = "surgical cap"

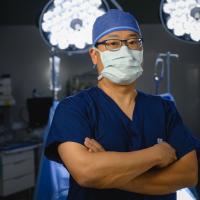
[92,9,141,45]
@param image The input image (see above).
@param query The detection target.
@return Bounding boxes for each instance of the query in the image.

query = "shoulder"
[56,87,97,112]
[138,90,164,104]
[138,90,176,111]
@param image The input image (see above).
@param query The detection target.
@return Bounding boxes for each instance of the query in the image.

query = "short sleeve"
[164,100,200,159]
[45,97,93,163]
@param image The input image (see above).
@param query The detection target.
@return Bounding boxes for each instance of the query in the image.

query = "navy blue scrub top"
[45,86,200,200]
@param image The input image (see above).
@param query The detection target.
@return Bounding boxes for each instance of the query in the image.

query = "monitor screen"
[27,97,53,128]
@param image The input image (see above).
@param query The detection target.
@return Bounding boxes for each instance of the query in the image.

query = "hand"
[153,142,177,168]
[84,138,177,168]
[84,137,105,152]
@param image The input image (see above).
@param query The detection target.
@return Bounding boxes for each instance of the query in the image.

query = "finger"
[174,155,177,160]
[84,138,91,149]
[84,137,106,152]
[88,149,93,153]
[172,150,177,160]
[85,142,97,152]
[84,138,93,148]
[90,139,105,152]
[84,138,99,152]
[85,137,104,152]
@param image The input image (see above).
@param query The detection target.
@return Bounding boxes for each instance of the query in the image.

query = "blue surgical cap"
[92,9,141,45]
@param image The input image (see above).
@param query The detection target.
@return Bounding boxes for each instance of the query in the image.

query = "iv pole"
[154,51,179,95]
[159,52,179,94]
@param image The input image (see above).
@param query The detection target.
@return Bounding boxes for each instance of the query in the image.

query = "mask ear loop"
[98,74,103,81]
[91,47,104,81]
[93,64,103,81]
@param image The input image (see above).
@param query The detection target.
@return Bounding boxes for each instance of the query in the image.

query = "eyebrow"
[127,33,139,37]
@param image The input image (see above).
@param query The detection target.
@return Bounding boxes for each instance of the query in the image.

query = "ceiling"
[0,0,161,26]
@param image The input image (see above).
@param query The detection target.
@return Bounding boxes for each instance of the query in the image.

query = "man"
[45,9,199,200]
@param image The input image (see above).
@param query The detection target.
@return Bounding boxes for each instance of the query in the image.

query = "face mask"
[94,46,143,85]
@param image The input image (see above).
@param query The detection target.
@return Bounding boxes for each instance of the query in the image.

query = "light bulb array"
[40,0,105,50]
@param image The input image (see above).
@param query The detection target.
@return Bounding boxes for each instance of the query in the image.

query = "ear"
[89,48,98,65]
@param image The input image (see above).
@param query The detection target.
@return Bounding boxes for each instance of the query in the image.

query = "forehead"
[99,30,139,42]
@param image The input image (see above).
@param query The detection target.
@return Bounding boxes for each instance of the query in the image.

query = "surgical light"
[160,0,200,43]
[39,0,107,54]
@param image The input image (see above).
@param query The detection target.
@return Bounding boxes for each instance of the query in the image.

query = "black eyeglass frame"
[95,37,144,51]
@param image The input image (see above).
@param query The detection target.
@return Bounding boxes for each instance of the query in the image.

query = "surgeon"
[45,9,199,200]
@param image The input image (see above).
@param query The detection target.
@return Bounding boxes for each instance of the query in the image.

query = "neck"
[98,78,137,105]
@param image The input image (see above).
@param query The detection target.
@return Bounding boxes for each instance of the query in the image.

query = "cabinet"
[0,148,35,196]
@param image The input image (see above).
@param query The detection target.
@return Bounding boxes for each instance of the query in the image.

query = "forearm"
[58,142,160,189]
[119,151,198,195]
[84,148,159,189]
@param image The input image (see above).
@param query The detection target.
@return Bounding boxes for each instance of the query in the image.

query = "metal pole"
[52,55,56,100]
[110,0,123,10]
[50,47,59,101]
[166,52,171,93]
[158,52,179,94]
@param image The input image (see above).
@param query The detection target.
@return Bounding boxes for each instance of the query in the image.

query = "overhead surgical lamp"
[160,0,200,43]
[39,0,109,55]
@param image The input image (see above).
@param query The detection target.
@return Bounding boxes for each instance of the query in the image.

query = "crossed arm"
[58,141,163,189]
[84,138,198,194]
[120,150,198,195]
[58,138,198,195]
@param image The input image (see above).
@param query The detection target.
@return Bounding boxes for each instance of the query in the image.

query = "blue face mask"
[94,46,143,85]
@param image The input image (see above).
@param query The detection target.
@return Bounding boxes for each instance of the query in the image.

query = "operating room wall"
[0,24,200,137]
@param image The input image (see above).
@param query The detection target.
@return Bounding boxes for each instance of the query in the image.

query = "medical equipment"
[154,57,165,95]
[154,52,179,101]
[49,53,61,100]
[160,0,200,44]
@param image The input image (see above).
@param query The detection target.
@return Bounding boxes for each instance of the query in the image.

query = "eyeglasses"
[95,38,143,51]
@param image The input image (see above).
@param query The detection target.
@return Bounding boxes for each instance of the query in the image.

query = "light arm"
[84,138,198,194]
[58,141,171,189]
[119,150,198,195]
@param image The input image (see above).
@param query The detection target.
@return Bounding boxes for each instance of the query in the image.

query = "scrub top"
[45,86,199,200]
